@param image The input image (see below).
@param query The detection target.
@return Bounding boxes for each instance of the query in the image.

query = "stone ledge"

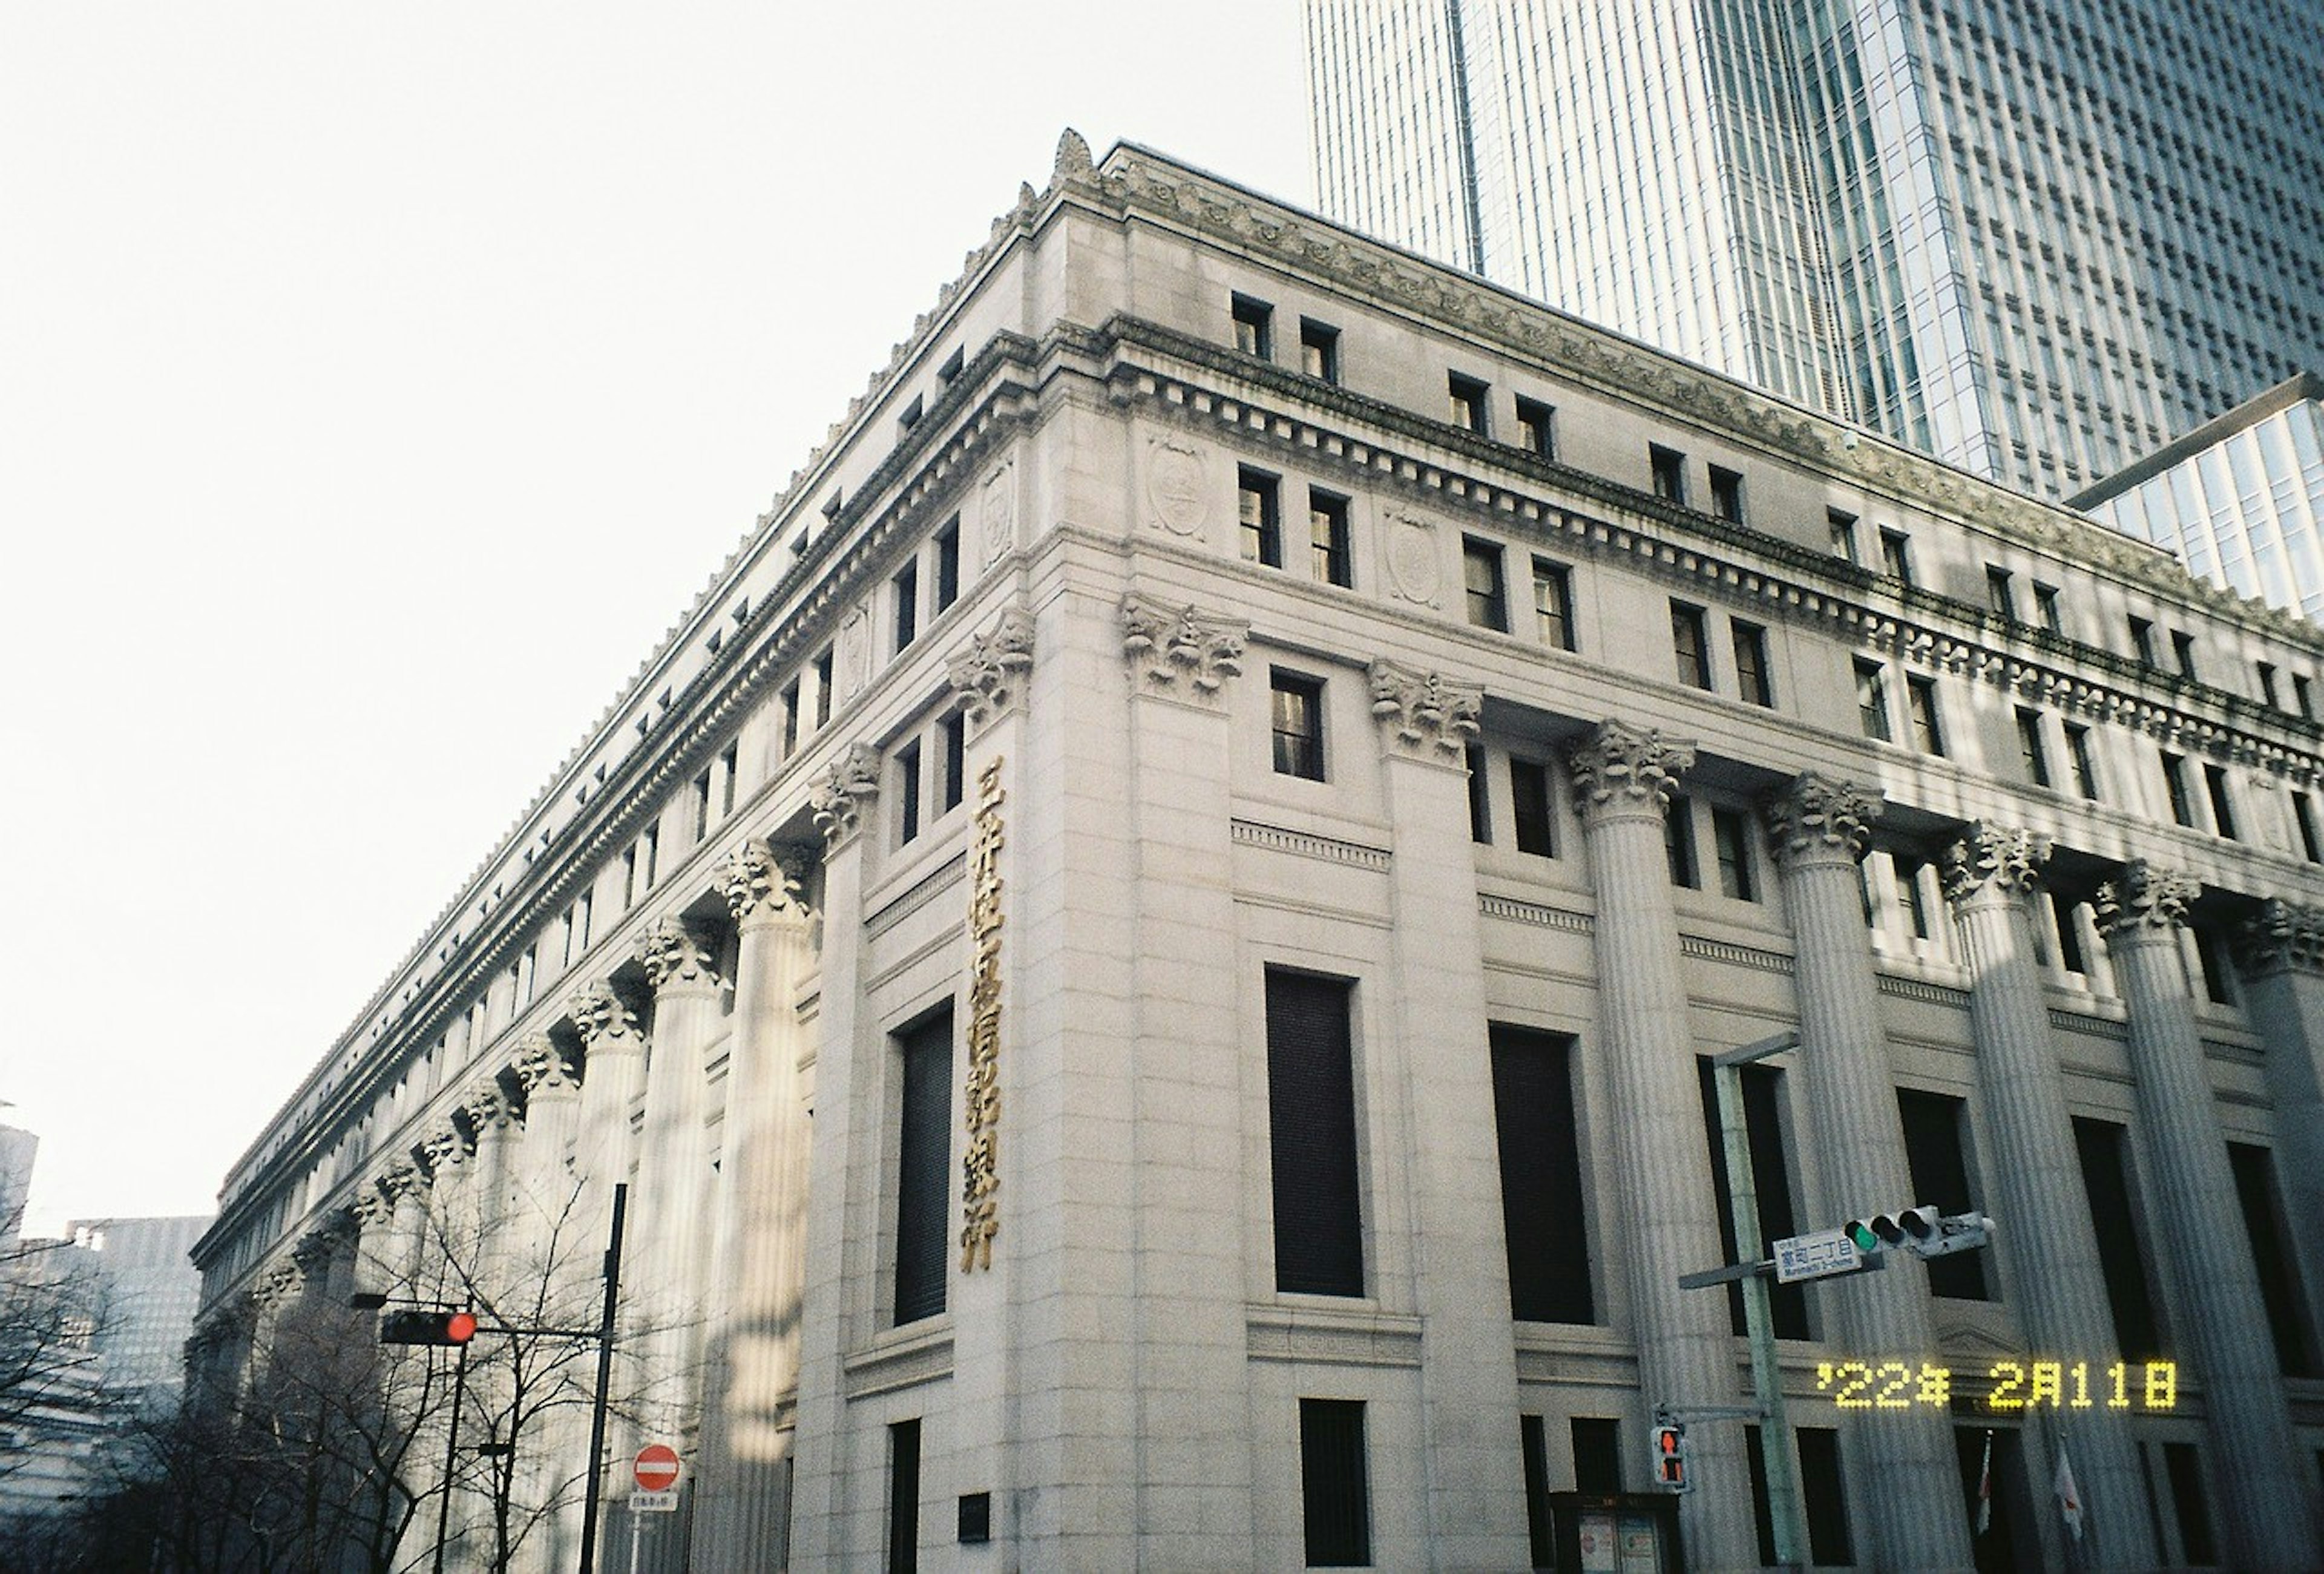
[1246,1303,1423,1368]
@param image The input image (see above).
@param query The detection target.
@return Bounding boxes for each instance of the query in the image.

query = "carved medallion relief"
[1382,508,1441,606]
[1146,437,1209,538]
[980,459,1016,568]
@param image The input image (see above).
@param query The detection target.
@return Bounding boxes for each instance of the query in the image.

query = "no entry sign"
[634,1444,680,1493]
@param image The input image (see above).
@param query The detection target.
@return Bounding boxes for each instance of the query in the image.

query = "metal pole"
[577,1182,628,1574]
[1713,1050,1810,1569]
[433,1334,471,1574]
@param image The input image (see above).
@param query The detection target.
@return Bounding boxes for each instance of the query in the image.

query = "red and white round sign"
[634,1444,680,1492]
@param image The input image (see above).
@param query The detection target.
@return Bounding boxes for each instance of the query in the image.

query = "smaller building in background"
[2073,373,2324,626]
[66,1216,209,1400]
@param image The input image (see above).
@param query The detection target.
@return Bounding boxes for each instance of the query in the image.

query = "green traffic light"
[1846,1221,1879,1251]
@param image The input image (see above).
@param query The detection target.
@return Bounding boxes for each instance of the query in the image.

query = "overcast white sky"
[0,4,1313,1235]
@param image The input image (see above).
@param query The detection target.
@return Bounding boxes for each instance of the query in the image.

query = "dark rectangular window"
[957,1492,991,1544]
[1466,746,1490,844]
[2053,894,2088,977]
[692,770,712,841]
[896,740,922,844]
[1906,676,1945,756]
[1265,971,1364,1296]
[2072,1117,2161,1359]
[936,346,964,387]
[1986,565,2018,621]
[1879,528,1913,584]
[2196,923,2234,1005]
[642,825,658,888]
[1270,671,1325,781]
[2016,708,2052,787]
[1490,1026,1595,1323]
[1521,1416,1555,1568]
[886,1419,921,1574]
[1649,443,1687,503]
[1796,1428,1855,1567]
[2034,582,2063,633]
[1514,395,1555,459]
[1299,1399,1371,1567]
[2162,1441,2216,1567]
[2228,1143,2317,1376]
[720,743,739,816]
[893,560,920,652]
[1709,464,1745,523]
[2162,752,2196,826]
[2202,763,2236,839]
[1509,759,1555,858]
[1239,468,1282,568]
[2294,792,2323,863]
[620,845,638,908]
[1894,855,1934,940]
[2258,661,2281,707]
[1732,619,1773,707]
[1448,371,1490,434]
[1465,537,1509,631]
[1671,602,1712,690]
[2066,724,2100,799]
[934,517,962,612]
[1828,508,1860,563]
[1665,795,1699,888]
[2171,629,2199,680]
[1309,488,1351,587]
[1856,661,1893,742]
[2296,673,2315,719]
[1744,1426,1779,1567]
[1299,318,1340,383]
[1698,1062,1807,1337]
[940,713,967,813]
[2130,615,2159,666]
[781,680,801,759]
[1532,558,1575,651]
[893,1006,954,1325]
[1712,807,1757,902]
[1898,1090,1989,1298]
[814,648,834,727]
[898,394,923,433]
[1571,1417,1621,1496]
[1232,293,1273,358]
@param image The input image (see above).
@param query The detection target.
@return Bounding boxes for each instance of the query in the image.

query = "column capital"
[1366,659,1482,763]
[946,605,1036,728]
[353,1186,397,1228]
[637,916,721,994]
[568,985,643,1048]
[1120,592,1247,704]
[1565,718,1694,820]
[2234,898,2324,976]
[722,838,816,929]
[255,1260,304,1308]
[376,1161,424,1206]
[1940,823,2049,907]
[292,1221,347,1277]
[2095,859,2199,937]
[511,1033,577,1098]
[461,1083,514,1136]
[809,742,882,846]
[1764,772,1882,867]
[418,1124,468,1177]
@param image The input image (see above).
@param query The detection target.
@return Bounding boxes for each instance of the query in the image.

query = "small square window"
[1271,671,1325,781]
[2258,661,2282,708]
[1828,508,1860,563]
[1515,395,1556,459]
[1239,468,1283,568]
[898,394,924,433]
[1232,293,1273,359]
[2203,763,2237,839]
[937,346,965,387]
[1906,677,1945,756]
[2129,615,2159,666]
[2162,751,2195,826]
[1650,444,1687,504]
[1299,318,1341,384]
[1464,538,1508,631]
[1879,528,1914,585]
[1532,559,1575,651]
[1309,489,1352,588]
[1732,620,1773,707]
[1672,603,1712,690]
[1708,465,1745,523]
[2034,582,2063,633]
[2171,629,2198,681]
[1448,372,1491,435]
[2066,724,2100,800]
[2294,674,2314,719]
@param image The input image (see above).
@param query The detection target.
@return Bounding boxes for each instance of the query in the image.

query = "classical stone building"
[191,135,2324,1571]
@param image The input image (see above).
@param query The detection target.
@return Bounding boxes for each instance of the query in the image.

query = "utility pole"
[577,1182,628,1574]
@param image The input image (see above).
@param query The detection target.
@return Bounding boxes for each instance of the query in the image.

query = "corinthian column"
[462,1084,516,1300]
[1942,826,2155,1569]
[1566,720,1758,1573]
[1766,775,1973,1570]
[2235,902,2324,1325]
[508,1035,588,1572]
[2096,862,2320,1571]
[694,838,819,1570]
[377,1161,429,1297]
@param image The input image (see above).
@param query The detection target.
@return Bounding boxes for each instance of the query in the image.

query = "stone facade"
[192,134,2324,1571]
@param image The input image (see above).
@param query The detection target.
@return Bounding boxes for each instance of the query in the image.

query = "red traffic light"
[380,1308,479,1346]
[445,1311,478,1344]
[1651,1422,1689,1491]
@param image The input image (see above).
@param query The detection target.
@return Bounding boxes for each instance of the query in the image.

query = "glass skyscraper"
[1305,0,2324,502]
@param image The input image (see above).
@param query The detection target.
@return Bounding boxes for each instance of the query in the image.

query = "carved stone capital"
[1365,660,1483,762]
[810,742,882,845]
[2094,859,2199,936]
[291,1225,343,1277]
[1120,594,1247,704]
[568,987,642,1048]
[1939,824,2050,907]
[1566,719,1694,818]
[461,1083,514,1136]
[353,1187,396,1228]
[376,1161,423,1207]
[637,916,720,993]
[255,1261,304,1308]
[1764,773,1882,867]
[2234,899,2324,976]
[511,1034,576,1097]
[947,606,1036,726]
[418,1126,468,1176]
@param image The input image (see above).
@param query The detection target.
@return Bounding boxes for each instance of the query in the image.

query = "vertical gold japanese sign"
[960,755,1005,1270]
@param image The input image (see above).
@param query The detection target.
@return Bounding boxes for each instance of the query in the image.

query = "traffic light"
[1650,1420,1690,1493]
[379,1308,478,1346]
[1844,1205,1942,1256]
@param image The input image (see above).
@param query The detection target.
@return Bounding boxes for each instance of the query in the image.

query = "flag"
[1976,1429,1994,1536]
[2055,1444,2085,1543]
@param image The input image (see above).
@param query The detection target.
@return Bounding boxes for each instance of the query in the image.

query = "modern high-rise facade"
[1305,0,2324,502]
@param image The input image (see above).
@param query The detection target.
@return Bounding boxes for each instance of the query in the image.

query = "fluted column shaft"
[2235,903,2324,1351]
[1768,775,1972,1572]
[1943,828,2155,1569]
[567,985,645,1551]
[2099,865,2319,1571]
[1567,721,1758,1573]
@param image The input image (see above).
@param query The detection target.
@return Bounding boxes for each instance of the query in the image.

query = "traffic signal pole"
[577,1181,628,1574]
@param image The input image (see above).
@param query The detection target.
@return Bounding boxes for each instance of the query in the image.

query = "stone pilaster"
[1369,661,1529,1566]
[1566,719,1758,1573]
[1766,775,1974,1571]
[2234,900,2324,1323]
[2096,863,2320,1570]
[1942,825,2156,1568]
[694,839,821,1572]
